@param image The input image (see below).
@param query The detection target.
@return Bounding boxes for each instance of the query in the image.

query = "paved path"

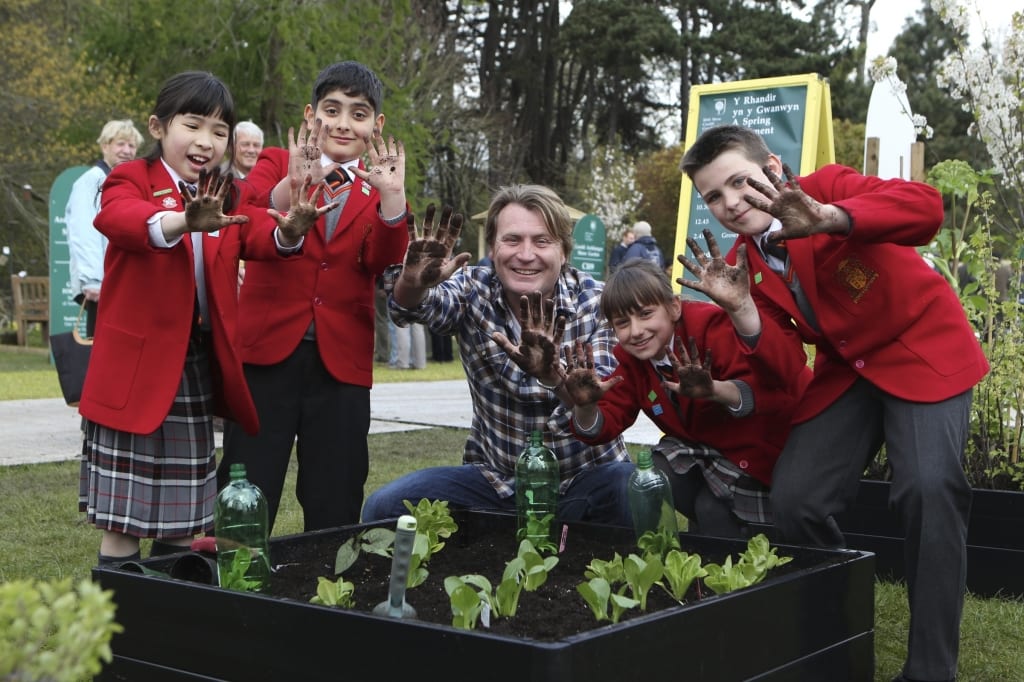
[1,380,662,467]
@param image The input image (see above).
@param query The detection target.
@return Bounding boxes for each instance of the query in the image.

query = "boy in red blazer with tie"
[220,61,410,533]
[681,125,988,682]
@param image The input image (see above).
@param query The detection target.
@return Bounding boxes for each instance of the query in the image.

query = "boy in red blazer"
[220,61,410,532]
[681,125,988,682]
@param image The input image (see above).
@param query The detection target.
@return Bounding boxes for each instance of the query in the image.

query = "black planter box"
[832,480,1024,598]
[94,511,874,682]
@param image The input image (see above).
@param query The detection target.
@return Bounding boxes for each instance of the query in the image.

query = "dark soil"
[263,512,812,642]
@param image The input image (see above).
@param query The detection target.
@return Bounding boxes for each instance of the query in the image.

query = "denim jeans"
[362,461,634,528]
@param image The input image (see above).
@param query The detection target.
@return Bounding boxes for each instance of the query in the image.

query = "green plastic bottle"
[214,463,271,592]
[515,430,560,545]
[627,449,679,541]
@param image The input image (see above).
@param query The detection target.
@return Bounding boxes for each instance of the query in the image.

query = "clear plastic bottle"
[214,463,270,591]
[627,449,679,541]
[515,430,560,545]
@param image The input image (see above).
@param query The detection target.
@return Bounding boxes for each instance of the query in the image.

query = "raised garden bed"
[838,480,1024,598]
[94,511,874,681]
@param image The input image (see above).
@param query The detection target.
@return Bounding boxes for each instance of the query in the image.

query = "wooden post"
[864,137,880,177]
[911,142,926,182]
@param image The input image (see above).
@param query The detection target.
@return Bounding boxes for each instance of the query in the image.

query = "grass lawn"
[1,343,1022,680]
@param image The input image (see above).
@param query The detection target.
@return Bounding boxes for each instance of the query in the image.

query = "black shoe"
[892,675,954,682]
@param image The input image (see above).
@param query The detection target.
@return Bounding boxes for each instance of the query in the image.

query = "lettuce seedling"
[403,498,459,554]
[660,550,707,602]
[516,512,558,554]
[576,577,639,624]
[444,576,487,630]
[309,576,355,607]
[219,549,262,592]
[737,533,793,584]
[583,553,624,584]
[636,526,681,559]
[622,553,663,610]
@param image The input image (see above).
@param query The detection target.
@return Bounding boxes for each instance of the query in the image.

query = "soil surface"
[263,512,816,642]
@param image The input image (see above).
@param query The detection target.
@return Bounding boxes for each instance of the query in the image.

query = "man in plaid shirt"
[361,186,632,527]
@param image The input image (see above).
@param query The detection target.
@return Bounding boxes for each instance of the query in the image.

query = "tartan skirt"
[79,332,216,538]
[653,436,772,524]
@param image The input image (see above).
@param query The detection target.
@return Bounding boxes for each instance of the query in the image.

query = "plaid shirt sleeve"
[388,266,630,497]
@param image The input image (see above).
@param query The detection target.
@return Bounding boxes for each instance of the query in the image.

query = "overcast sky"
[865,0,1021,64]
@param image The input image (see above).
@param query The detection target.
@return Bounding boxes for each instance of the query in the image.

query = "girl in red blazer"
[559,244,810,537]
[78,71,325,567]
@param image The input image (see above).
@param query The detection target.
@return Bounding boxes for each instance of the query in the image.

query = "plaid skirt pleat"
[653,436,772,524]
[79,333,216,538]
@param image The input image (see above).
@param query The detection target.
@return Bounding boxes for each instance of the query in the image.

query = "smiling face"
[305,89,384,164]
[101,136,139,169]
[691,149,782,237]
[232,130,263,175]
[609,300,681,362]
[492,203,567,309]
[149,112,230,183]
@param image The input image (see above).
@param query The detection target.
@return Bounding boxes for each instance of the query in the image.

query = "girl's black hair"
[145,71,237,163]
[145,71,239,210]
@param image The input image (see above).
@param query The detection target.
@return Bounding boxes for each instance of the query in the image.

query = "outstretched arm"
[662,336,741,409]
[392,204,472,308]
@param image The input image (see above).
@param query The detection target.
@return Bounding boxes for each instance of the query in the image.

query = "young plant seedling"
[576,577,639,624]
[309,576,356,607]
[660,550,708,602]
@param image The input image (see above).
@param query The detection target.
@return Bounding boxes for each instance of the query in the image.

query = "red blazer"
[573,301,812,485]
[728,164,989,424]
[80,159,269,435]
[235,147,409,388]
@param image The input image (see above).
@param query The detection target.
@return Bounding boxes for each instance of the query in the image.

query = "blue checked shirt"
[387,264,629,497]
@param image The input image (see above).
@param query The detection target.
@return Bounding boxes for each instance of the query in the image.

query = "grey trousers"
[770,378,972,681]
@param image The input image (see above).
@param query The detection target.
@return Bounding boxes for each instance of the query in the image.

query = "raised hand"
[744,163,849,241]
[676,228,751,313]
[563,340,622,407]
[180,168,249,233]
[399,204,471,289]
[492,291,567,381]
[269,173,338,245]
[351,132,405,197]
[287,118,337,191]
[663,336,714,400]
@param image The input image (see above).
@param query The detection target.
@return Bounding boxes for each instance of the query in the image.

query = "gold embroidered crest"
[834,256,877,303]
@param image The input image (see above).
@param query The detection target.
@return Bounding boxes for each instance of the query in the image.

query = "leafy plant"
[443,539,559,629]
[403,498,459,553]
[516,511,558,554]
[583,552,625,584]
[576,578,639,624]
[219,548,264,592]
[0,578,123,682]
[636,526,681,559]
[703,534,792,595]
[660,550,708,602]
[622,553,663,610]
[309,576,356,608]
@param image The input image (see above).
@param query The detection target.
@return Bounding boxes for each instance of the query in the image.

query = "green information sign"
[49,166,89,343]
[570,214,606,280]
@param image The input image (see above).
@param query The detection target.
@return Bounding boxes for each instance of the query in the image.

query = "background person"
[228,120,264,179]
[65,119,144,336]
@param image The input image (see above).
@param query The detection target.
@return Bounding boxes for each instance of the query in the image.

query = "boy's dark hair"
[600,259,675,322]
[146,71,237,162]
[311,61,384,116]
[680,125,773,180]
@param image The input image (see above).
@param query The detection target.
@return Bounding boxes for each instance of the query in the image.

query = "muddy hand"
[676,229,750,311]
[400,204,471,289]
[666,336,714,399]
[743,164,845,240]
[563,340,621,406]
[492,291,567,379]
[181,168,248,233]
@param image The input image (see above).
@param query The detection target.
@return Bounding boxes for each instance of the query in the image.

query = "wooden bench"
[12,275,49,346]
